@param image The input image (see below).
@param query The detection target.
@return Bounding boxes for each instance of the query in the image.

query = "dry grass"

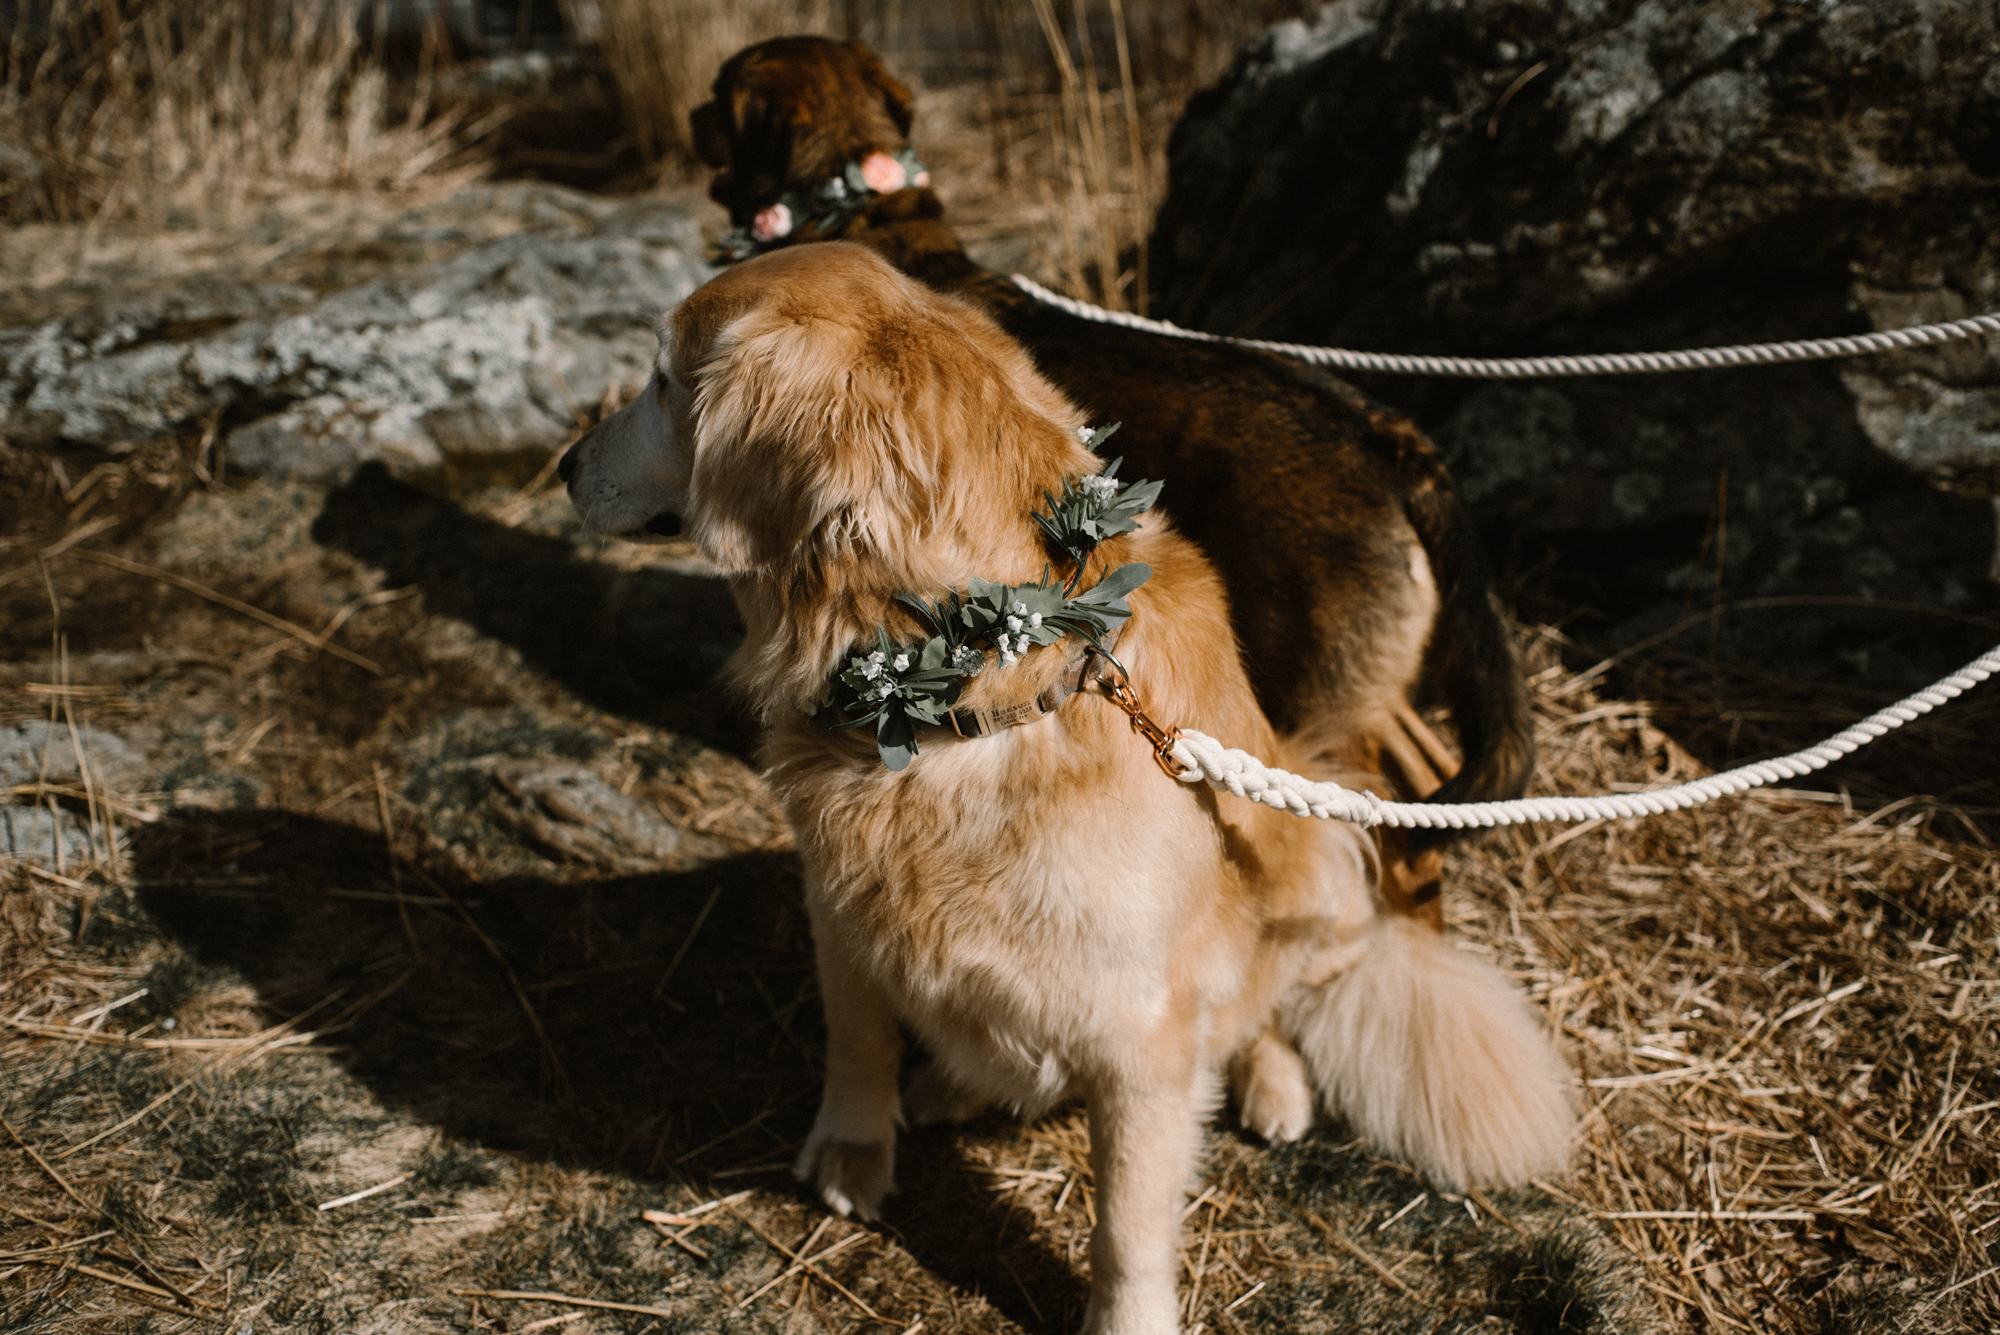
[2,0,1296,301]
[0,0,494,228]
[570,0,1301,307]
[4,525,1995,1331]
[4,6,1997,1331]
[564,0,834,172]
[903,0,1300,307]
[1449,629,2000,1333]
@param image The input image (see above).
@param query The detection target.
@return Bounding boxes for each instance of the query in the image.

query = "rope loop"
[1018,277,2000,821]
[1011,275,2000,379]
[1165,643,2000,829]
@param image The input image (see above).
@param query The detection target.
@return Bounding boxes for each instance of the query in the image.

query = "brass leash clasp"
[1092,661,1190,779]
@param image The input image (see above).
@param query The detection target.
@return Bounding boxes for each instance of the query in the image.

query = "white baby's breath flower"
[1012,601,1028,614]
[1077,425,1093,443]
[1082,475,1119,499]
[868,650,886,663]
[860,660,881,680]
[1028,613,1043,629]
[878,682,896,700]
[1006,615,1023,632]
[892,653,910,671]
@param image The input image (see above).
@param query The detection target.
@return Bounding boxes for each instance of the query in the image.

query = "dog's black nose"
[556,445,579,484]
[644,513,682,537]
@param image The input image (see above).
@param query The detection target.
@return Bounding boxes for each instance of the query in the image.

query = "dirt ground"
[3,186,1998,1335]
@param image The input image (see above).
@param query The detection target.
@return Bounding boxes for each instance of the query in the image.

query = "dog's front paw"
[1231,1032,1314,1144]
[794,1134,895,1220]
[1080,1278,1182,1335]
[902,1061,991,1126]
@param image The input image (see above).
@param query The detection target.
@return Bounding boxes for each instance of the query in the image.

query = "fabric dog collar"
[945,626,1120,738]
[717,146,930,262]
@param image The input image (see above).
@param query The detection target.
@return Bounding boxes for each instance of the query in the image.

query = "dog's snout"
[556,443,580,484]
[644,513,682,538]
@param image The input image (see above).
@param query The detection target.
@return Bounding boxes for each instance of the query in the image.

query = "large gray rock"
[1151,0,2000,672]
[1,721,149,869]
[0,192,712,480]
[0,719,149,790]
[485,756,685,872]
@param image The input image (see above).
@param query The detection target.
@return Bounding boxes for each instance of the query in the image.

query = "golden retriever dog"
[687,35,1537,927]
[562,243,1573,1332]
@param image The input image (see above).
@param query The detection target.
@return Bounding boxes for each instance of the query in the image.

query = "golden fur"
[687,37,1539,846]
[563,244,1573,1333]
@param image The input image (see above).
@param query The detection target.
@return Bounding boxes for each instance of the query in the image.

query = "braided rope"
[1166,643,2000,828]
[1011,275,2000,378]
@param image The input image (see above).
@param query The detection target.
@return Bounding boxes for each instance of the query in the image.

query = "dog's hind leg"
[1229,1025,1314,1144]
[796,913,903,1220]
[1284,915,1574,1190]
[1374,826,1446,933]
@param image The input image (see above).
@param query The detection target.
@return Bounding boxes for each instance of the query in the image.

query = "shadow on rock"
[133,809,806,1174]
[313,461,755,757]
[130,808,1082,1335]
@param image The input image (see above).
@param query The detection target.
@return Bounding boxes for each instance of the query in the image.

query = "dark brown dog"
[688,37,1533,877]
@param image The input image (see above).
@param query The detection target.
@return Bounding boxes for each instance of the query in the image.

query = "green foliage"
[821,429,1161,769]
[1033,424,1164,578]
[825,627,974,772]
[826,564,1150,769]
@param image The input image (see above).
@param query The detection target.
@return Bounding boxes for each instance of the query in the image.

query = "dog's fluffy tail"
[1285,915,1574,1190]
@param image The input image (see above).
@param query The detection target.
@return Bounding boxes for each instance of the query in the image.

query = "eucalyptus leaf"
[877,707,918,770]
[1073,562,1151,612]
[819,423,1162,768]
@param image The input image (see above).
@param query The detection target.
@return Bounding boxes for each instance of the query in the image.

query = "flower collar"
[821,425,1167,770]
[717,146,931,263]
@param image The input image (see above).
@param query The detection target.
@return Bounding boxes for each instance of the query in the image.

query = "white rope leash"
[1011,275,2000,378]
[1166,643,2000,829]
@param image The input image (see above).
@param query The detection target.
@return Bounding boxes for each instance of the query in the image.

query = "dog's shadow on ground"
[131,809,1086,1333]
[313,462,757,760]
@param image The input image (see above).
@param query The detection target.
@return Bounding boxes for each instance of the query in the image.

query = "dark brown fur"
[691,38,1534,852]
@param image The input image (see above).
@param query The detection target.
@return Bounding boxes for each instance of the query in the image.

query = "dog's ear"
[678,293,927,575]
[845,41,914,139]
[690,43,752,170]
[673,245,1088,577]
[693,45,803,217]
[689,97,732,169]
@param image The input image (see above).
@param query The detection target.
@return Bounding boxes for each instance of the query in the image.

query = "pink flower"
[912,170,930,188]
[859,152,908,194]
[750,202,792,243]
